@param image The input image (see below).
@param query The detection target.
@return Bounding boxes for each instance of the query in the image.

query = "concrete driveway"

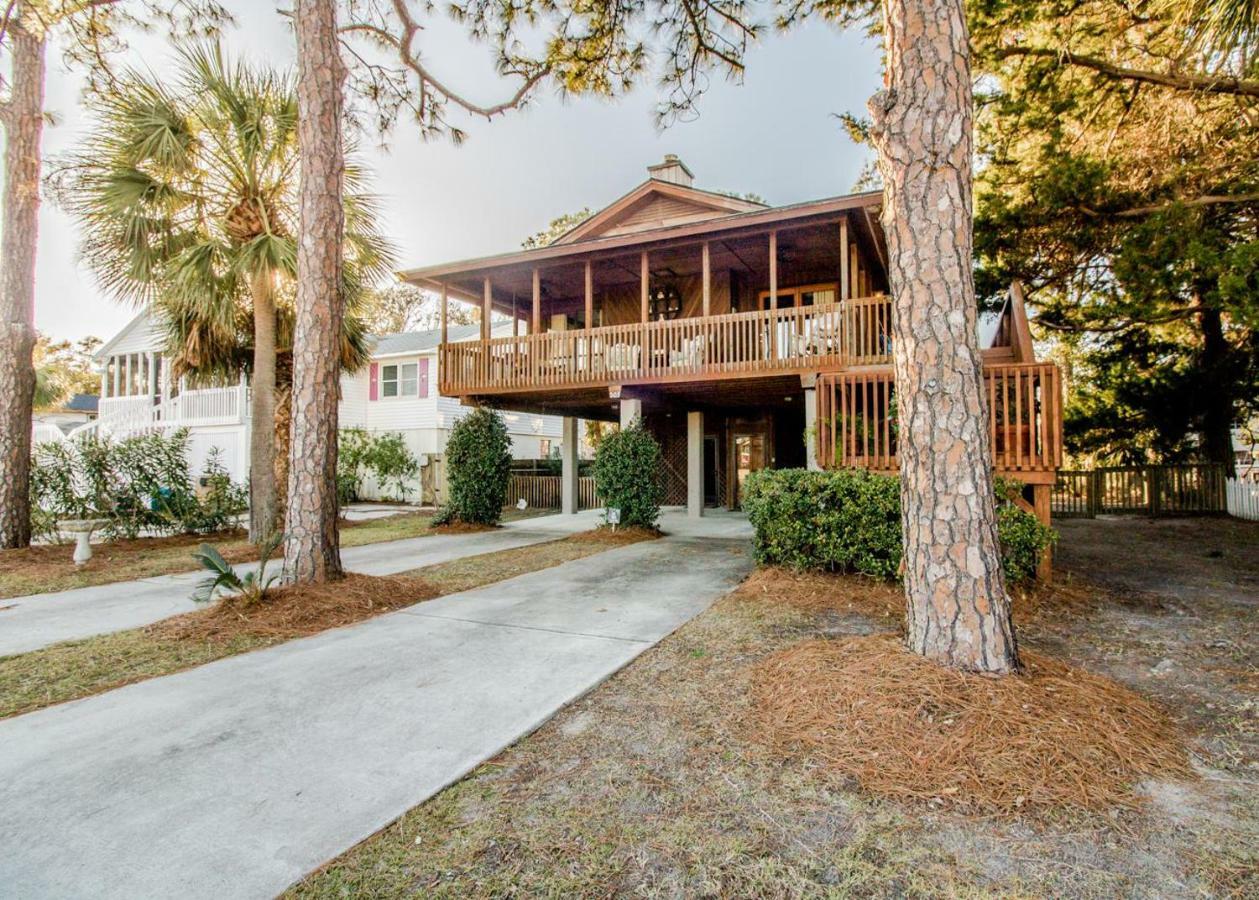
[0,511,751,899]
[0,510,603,657]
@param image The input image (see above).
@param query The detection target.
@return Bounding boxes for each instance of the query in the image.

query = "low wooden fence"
[1052,464,1227,518]
[507,474,600,510]
[1226,478,1259,521]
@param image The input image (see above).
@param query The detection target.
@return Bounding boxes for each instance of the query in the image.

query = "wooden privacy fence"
[507,475,599,510]
[1052,464,1227,518]
[816,362,1062,475]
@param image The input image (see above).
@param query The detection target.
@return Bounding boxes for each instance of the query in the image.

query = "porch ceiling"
[471,373,808,422]
[406,192,886,317]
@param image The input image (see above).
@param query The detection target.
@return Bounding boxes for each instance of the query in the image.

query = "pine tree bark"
[1198,298,1236,478]
[248,270,278,542]
[868,0,1019,672]
[0,15,45,549]
[284,0,345,582]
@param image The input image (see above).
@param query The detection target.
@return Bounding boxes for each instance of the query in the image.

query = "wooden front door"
[727,415,774,508]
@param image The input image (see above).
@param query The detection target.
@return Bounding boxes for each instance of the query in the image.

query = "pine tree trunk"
[0,16,45,550]
[868,0,1019,672]
[1198,299,1235,478]
[248,271,278,542]
[284,0,345,582]
[273,355,293,521]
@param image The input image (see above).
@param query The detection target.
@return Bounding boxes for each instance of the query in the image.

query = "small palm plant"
[193,531,284,605]
[58,42,395,542]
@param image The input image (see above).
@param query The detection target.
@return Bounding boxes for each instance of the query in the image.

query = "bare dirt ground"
[295,516,1258,899]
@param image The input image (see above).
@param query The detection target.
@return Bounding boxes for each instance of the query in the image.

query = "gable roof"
[93,309,160,361]
[551,178,767,246]
[369,322,515,358]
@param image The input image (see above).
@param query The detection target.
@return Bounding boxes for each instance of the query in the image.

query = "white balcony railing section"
[69,383,247,442]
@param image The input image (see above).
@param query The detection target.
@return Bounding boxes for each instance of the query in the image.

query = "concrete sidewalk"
[0,517,750,899]
[0,510,602,657]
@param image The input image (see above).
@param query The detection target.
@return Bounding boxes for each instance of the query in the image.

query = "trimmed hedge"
[593,421,664,528]
[742,468,1055,583]
[436,407,512,526]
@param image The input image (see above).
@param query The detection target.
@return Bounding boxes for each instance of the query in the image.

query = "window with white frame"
[381,362,418,398]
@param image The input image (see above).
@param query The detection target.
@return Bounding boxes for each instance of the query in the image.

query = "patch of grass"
[0,527,653,720]
[292,565,1255,899]
[0,506,548,599]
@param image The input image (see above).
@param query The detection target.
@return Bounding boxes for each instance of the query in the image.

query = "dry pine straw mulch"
[735,568,1193,815]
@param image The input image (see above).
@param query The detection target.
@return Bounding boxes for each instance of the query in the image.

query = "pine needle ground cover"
[0,528,653,719]
[294,517,1256,898]
[750,634,1190,813]
[0,507,546,599]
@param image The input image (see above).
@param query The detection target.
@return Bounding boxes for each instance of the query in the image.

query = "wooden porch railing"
[440,296,892,395]
[816,362,1062,474]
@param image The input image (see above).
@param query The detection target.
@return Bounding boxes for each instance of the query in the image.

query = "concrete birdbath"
[59,518,109,566]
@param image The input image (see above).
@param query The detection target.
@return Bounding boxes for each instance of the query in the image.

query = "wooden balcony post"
[532,268,541,333]
[640,251,649,322]
[584,260,593,328]
[849,243,859,298]
[701,242,711,316]
[440,282,448,345]
[839,218,850,301]
[512,293,519,337]
[769,230,778,358]
[481,277,492,341]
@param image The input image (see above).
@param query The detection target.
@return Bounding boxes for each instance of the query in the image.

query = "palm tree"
[60,43,395,542]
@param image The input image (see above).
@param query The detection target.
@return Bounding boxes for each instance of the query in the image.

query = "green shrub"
[365,432,420,501]
[29,430,246,540]
[438,407,512,525]
[337,427,373,504]
[593,421,664,529]
[337,428,422,503]
[742,468,1056,583]
[743,468,902,578]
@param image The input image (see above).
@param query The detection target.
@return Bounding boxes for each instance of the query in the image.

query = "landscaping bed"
[0,507,545,600]
[0,527,652,719]
[292,518,1257,898]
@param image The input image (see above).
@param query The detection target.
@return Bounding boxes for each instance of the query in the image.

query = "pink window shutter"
[418,358,430,398]
[369,362,379,401]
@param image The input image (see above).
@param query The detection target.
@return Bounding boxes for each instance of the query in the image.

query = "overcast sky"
[26,4,882,343]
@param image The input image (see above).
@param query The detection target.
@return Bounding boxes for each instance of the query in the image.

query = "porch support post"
[512,293,519,337]
[640,251,649,322]
[839,217,850,301]
[849,243,859,298]
[111,356,119,398]
[584,260,594,329]
[100,366,107,400]
[440,282,448,345]
[769,230,778,358]
[146,351,156,399]
[620,397,642,428]
[561,416,579,515]
[687,410,704,518]
[481,277,492,341]
[701,242,711,316]
[1033,483,1053,581]
[532,268,541,333]
[804,387,820,471]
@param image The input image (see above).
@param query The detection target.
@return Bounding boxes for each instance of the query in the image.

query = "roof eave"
[402,191,883,285]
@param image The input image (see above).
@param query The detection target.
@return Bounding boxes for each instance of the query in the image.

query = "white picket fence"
[1226,478,1259,521]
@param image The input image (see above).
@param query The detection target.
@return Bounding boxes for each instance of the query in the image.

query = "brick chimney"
[647,154,694,187]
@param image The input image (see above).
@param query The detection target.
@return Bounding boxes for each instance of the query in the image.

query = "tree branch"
[994,45,1259,98]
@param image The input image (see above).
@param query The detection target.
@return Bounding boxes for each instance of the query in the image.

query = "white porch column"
[687,410,704,518]
[99,368,107,400]
[561,416,579,515]
[146,351,156,399]
[804,388,820,471]
[112,356,120,397]
[619,398,642,428]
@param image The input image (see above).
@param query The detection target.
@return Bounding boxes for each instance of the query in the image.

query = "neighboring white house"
[72,310,567,505]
